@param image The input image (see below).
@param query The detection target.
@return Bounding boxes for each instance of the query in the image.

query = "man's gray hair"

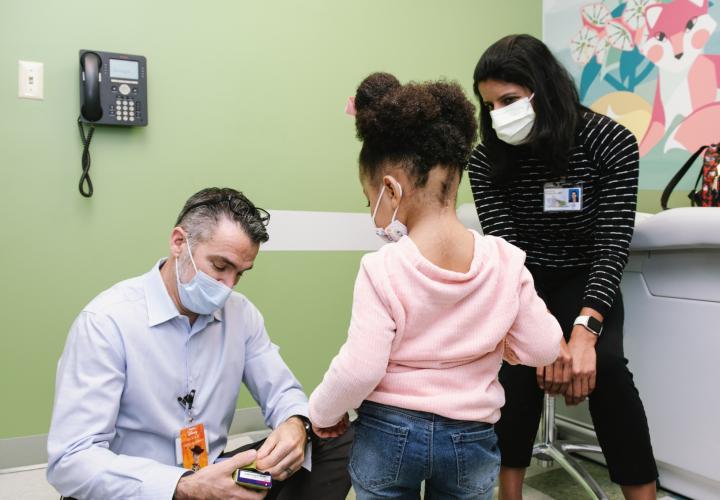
[175,188,270,244]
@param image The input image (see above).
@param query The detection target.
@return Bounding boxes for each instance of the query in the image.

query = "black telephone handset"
[76,49,148,197]
[80,52,103,122]
[78,49,148,127]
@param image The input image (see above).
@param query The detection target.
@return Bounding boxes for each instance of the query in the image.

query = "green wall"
[0,0,543,438]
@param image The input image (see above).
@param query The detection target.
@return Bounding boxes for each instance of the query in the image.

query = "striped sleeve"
[467,145,518,244]
[582,120,639,316]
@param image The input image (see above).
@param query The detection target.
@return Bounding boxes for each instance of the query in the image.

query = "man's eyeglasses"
[176,194,270,226]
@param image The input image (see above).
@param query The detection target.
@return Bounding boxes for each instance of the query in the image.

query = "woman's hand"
[564,324,597,405]
[536,337,572,395]
[312,413,350,439]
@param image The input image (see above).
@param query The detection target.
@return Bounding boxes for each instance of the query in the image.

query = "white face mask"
[490,94,535,145]
[175,239,233,315]
[371,184,408,243]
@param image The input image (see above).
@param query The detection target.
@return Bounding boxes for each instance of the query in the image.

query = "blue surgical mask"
[372,185,408,243]
[175,239,232,315]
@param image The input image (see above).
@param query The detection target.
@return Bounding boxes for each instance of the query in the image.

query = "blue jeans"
[349,401,500,499]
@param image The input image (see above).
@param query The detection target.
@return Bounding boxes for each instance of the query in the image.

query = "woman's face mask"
[371,184,408,243]
[175,239,233,314]
[490,94,535,145]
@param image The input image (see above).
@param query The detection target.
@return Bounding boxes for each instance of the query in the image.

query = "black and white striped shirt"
[468,112,638,317]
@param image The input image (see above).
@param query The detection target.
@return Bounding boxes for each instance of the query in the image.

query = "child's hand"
[312,413,350,438]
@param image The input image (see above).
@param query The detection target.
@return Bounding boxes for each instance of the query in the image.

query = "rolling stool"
[532,394,609,500]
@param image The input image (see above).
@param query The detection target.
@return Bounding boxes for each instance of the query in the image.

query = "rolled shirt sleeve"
[241,307,309,430]
[241,305,312,470]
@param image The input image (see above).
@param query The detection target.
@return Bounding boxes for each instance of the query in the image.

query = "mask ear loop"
[372,183,404,226]
[185,239,200,273]
[389,184,403,223]
[175,238,198,287]
[371,185,386,222]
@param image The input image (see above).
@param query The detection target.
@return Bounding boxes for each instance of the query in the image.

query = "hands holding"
[312,413,351,439]
[536,337,572,396]
[537,309,600,406]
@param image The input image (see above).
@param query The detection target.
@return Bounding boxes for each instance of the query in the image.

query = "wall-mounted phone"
[80,50,148,126]
[77,50,148,197]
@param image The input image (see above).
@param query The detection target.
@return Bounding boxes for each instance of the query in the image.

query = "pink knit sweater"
[309,230,562,427]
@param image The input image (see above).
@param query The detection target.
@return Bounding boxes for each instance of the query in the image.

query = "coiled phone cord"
[77,117,95,198]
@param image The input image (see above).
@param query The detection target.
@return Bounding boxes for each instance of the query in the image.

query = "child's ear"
[382,175,403,206]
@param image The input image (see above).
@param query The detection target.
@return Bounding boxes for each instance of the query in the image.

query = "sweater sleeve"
[582,118,639,317]
[308,256,397,428]
[504,265,562,367]
[468,145,519,244]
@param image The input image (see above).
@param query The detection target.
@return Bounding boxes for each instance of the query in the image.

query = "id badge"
[175,423,209,471]
[544,182,583,212]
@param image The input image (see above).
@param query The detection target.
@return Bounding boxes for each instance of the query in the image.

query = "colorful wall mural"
[543,0,720,190]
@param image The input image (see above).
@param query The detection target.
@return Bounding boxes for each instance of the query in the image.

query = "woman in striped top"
[468,35,658,500]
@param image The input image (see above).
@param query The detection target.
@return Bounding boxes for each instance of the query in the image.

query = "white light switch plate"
[18,60,44,100]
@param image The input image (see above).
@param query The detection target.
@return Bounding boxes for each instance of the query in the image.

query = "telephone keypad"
[108,92,142,123]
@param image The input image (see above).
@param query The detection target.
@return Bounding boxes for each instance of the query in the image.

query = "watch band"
[574,315,603,336]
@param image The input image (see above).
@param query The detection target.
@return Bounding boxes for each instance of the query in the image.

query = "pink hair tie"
[344,96,356,116]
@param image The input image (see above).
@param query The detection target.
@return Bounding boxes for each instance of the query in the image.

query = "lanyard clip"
[177,389,196,411]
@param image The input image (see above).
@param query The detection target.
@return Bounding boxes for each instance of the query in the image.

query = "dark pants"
[495,266,658,486]
[221,428,354,500]
[62,429,353,500]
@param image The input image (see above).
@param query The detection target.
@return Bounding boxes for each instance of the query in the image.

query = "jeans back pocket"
[349,413,410,490]
[451,426,500,494]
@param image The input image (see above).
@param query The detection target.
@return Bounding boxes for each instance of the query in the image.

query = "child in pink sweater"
[308,73,562,499]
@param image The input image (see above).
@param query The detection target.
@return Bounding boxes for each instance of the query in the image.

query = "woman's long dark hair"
[473,34,587,184]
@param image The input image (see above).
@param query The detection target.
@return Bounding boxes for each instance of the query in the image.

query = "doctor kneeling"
[47,187,352,500]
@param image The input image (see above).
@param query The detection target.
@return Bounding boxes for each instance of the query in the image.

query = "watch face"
[587,316,603,335]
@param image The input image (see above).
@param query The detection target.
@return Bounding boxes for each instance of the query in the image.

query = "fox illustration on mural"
[640,0,720,156]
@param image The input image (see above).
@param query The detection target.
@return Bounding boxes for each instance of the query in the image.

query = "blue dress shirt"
[47,259,309,499]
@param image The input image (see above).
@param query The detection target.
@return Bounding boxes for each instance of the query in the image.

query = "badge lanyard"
[175,340,209,470]
[175,389,210,470]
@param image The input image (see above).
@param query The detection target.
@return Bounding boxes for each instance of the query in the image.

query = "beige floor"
[0,441,681,500]
[346,459,683,500]
[0,464,679,500]
[0,465,57,500]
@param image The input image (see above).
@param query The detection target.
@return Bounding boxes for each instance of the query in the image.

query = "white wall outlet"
[18,60,44,100]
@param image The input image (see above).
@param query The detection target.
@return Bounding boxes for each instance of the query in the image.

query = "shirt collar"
[144,258,223,327]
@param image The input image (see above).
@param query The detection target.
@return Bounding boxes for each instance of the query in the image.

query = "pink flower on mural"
[571,1,648,64]
[570,0,655,99]
[622,0,651,30]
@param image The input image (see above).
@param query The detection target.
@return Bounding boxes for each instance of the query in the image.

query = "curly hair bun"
[353,72,477,188]
[355,72,401,113]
